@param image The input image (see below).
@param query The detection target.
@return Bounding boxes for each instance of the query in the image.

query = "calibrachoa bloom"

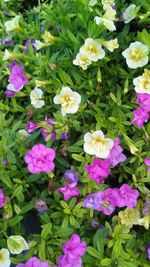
[73,53,92,70]
[58,183,80,201]
[26,121,37,133]
[117,183,139,208]
[35,199,48,214]
[0,248,10,267]
[122,41,149,69]
[132,108,149,128]
[0,188,6,208]
[3,49,14,61]
[94,7,117,32]
[60,132,69,140]
[2,35,14,46]
[142,202,150,215]
[133,69,150,94]
[18,129,29,140]
[108,137,126,167]
[30,87,45,108]
[41,117,56,141]
[4,15,21,32]
[122,4,137,24]
[84,130,114,159]
[7,235,28,255]
[118,208,140,228]
[24,144,55,173]
[147,246,150,261]
[80,38,105,62]
[136,93,150,112]
[58,234,86,267]
[85,158,110,184]
[101,38,119,52]
[53,86,81,116]
[7,64,29,92]
[23,39,36,52]
[16,257,50,267]
[144,158,150,172]
[63,169,79,187]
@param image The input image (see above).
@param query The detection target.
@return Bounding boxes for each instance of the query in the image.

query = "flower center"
[131,48,142,61]
[0,252,4,263]
[60,94,74,107]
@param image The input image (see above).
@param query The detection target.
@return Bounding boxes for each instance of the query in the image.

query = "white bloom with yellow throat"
[42,31,55,43]
[0,249,10,267]
[30,87,45,108]
[84,130,114,159]
[95,7,117,32]
[102,38,119,52]
[5,15,21,32]
[133,69,150,94]
[3,49,14,61]
[122,4,137,24]
[53,86,81,116]
[102,0,115,10]
[73,53,92,70]
[7,235,29,255]
[80,38,105,62]
[34,40,46,50]
[122,41,149,69]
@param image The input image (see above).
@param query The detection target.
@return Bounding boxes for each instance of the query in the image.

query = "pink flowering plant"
[0,0,150,266]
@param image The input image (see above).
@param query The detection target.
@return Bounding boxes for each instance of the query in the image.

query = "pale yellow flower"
[7,235,29,255]
[73,53,92,70]
[118,208,140,228]
[53,86,81,116]
[137,215,150,229]
[122,41,149,69]
[34,40,46,50]
[123,4,137,24]
[102,0,115,10]
[3,49,14,61]
[5,15,21,32]
[102,38,119,52]
[80,38,105,62]
[84,130,114,159]
[0,249,10,267]
[30,87,45,108]
[94,7,117,32]
[133,69,150,94]
[42,31,55,43]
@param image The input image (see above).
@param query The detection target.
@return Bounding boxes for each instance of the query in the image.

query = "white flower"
[18,129,29,138]
[103,7,116,21]
[73,53,92,70]
[137,216,150,229]
[84,130,114,159]
[4,15,21,32]
[122,4,137,24]
[80,38,105,62]
[102,0,115,10]
[34,40,45,50]
[102,38,119,52]
[42,31,55,43]
[30,87,45,108]
[122,41,149,69]
[0,249,10,267]
[7,235,29,255]
[133,69,150,94]
[94,7,117,32]
[3,49,14,61]
[53,86,81,116]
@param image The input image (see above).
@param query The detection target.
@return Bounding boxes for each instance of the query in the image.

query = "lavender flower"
[2,36,14,46]
[35,199,48,214]
[63,169,79,187]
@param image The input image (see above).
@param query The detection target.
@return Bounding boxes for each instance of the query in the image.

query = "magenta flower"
[42,117,56,141]
[136,93,150,112]
[108,137,126,167]
[132,108,149,128]
[7,65,29,92]
[58,254,82,267]
[85,158,110,184]
[16,256,50,267]
[5,88,15,98]
[147,246,150,261]
[117,184,139,208]
[24,144,55,174]
[26,121,37,133]
[58,183,80,200]
[0,188,6,208]
[144,158,150,172]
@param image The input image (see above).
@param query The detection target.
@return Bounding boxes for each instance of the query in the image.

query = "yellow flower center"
[60,94,74,108]
[88,45,98,55]
[0,252,4,263]
[131,48,143,61]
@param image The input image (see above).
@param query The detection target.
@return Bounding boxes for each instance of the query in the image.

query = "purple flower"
[108,137,126,167]
[16,256,50,267]
[60,132,69,140]
[144,158,150,172]
[136,93,150,112]
[23,39,36,53]
[0,188,6,208]
[35,199,48,214]
[3,10,9,15]
[83,191,103,211]
[2,36,14,46]
[132,108,149,128]
[42,117,56,141]
[58,183,80,200]
[117,184,139,208]
[26,121,37,133]
[7,64,29,92]
[147,246,150,261]
[24,144,56,174]
[85,158,110,184]
[3,159,8,165]
[142,202,150,215]
[5,89,15,98]
[63,169,79,187]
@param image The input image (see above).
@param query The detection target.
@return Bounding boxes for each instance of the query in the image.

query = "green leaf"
[101,258,112,266]
[87,246,101,259]
[41,222,52,239]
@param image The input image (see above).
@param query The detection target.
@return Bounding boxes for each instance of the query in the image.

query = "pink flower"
[58,234,86,267]
[85,158,110,184]
[144,158,150,172]
[147,246,150,261]
[24,144,55,173]
[136,93,150,112]
[0,188,6,208]
[58,183,80,200]
[26,121,37,133]
[7,65,29,92]
[117,184,139,208]
[132,108,149,128]
[108,138,126,167]
[16,257,50,267]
